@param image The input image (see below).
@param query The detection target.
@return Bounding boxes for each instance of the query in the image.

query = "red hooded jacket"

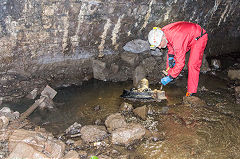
[162,21,208,93]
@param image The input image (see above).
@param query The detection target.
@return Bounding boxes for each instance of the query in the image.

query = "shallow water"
[3,72,240,159]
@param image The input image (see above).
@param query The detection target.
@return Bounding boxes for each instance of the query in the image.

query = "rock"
[133,105,148,120]
[145,129,164,141]
[0,116,9,129]
[12,111,20,119]
[65,122,82,135]
[133,66,146,88]
[0,107,11,114]
[26,88,38,99]
[141,57,157,74]
[228,70,240,80]
[8,129,65,158]
[123,39,149,53]
[183,96,206,107]
[119,102,133,112]
[0,130,11,142]
[0,107,18,121]
[150,49,163,56]
[105,113,127,132]
[153,90,167,100]
[80,125,107,143]
[7,142,49,159]
[66,139,75,145]
[92,60,108,81]
[110,63,119,74]
[78,150,88,158]
[235,86,240,104]
[211,59,221,70]
[120,52,139,66]
[63,150,80,159]
[111,123,146,146]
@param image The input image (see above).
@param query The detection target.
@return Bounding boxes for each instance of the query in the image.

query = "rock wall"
[0,0,239,101]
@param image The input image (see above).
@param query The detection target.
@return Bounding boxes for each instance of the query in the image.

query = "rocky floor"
[1,63,240,158]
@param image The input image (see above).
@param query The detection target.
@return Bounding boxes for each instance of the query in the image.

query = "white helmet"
[148,27,163,50]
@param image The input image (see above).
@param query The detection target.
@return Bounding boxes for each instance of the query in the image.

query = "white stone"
[7,142,49,159]
[9,129,65,158]
[0,107,11,114]
[0,116,9,129]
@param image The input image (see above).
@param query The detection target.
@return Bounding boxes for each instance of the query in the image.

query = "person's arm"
[167,48,186,78]
[167,35,189,78]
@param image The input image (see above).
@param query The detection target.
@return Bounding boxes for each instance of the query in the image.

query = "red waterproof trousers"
[162,21,208,93]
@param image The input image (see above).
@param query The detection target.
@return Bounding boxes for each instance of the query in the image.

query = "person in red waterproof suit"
[148,21,208,96]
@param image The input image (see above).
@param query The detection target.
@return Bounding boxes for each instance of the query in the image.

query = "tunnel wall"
[0,0,239,100]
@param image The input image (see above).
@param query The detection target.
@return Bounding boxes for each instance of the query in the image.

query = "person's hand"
[168,56,175,68]
[161,76,173,85]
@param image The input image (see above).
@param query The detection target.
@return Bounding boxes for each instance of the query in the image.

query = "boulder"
[111,123,146,146]
[92,60,108,81]
[119,102,133,112]
[228,70,240,80]
[110,63,119,74]
[0,107,19,121]
[80,125,107,143]
[141,57,157,74]
[183,96,206,107]
[0,116,9,129]
[133,66,146,87]
[8,129,65,158]
[120,52,139,66]
[7,142,49,159]
[133,106,148,120]
[123,39,149,53]
[105,113,127,132]
[0,107,11,114]
[63,150,80,159]
[65,122,82,135]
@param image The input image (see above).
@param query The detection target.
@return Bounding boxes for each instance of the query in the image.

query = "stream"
[2,69,240,159]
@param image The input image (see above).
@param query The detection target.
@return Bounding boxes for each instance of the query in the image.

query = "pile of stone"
[0,101,157,159]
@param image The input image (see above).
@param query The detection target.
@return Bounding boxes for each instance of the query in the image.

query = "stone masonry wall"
[0,0,239,101]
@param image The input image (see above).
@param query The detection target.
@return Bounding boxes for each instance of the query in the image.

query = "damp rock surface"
[111,123,146,146]
[105,113,127,132]
[123,39,149,53]
[80,125,108,143]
